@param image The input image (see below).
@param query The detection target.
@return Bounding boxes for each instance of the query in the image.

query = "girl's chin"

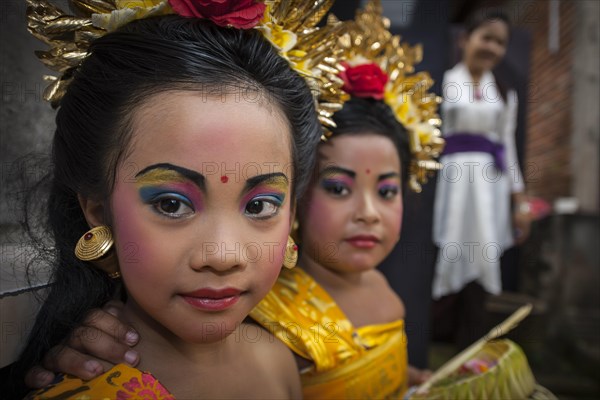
[340,256,381,272]
[175,320,242,344]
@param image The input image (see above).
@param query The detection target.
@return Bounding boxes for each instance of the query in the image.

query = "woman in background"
[432,11,532,350]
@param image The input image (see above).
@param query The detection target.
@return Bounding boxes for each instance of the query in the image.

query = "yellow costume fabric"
[250,267,408,399]
[27,364,174,400]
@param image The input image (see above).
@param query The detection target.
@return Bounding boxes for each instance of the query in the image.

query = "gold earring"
[282,236,298,269]
[290,219,300,243]
[75,226,120,278]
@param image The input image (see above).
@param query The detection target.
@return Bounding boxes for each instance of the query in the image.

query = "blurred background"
[1,0,598,398]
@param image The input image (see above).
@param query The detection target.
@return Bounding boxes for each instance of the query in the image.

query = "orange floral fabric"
[27,364,174,400]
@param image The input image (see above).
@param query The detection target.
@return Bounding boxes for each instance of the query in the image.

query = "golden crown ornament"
[330,0,445,192]
[26,0,349,137]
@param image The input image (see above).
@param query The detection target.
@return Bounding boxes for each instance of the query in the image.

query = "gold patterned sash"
[250,267,408,399]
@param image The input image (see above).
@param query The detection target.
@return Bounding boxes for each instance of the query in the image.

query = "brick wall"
[514,0,575,201]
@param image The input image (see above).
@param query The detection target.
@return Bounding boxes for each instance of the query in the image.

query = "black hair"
[465,10,511,37]
[15,15,321,385]
[326,97,411,186]
[464,10,512,102]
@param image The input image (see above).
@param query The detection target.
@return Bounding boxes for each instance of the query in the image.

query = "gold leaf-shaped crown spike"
[330,0,445,192]
[26,0,349,136]
[260,0,350,140]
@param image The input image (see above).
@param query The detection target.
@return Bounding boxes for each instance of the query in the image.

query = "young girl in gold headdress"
[249,95,433,398]
[21,1,440,398]
[26,99,435,399]
[10,0,348,398]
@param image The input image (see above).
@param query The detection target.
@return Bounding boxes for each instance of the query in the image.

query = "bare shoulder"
[365,269,398,296]
[366,270,405,320]
[241,322,302,398]
[254,325,297,369]
[366,269,391,287]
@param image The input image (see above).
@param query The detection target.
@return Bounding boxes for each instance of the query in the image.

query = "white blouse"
[432,62,524,298]
[440,62,524,192]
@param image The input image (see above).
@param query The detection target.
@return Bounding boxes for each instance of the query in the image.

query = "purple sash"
[442,133,506,172]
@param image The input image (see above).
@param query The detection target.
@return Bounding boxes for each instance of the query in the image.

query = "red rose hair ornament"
[339,61,389,100]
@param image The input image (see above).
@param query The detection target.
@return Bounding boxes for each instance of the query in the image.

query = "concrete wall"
[1,0,57,367]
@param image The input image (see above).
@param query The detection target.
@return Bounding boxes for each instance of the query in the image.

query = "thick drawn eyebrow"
[378,172,401,181]
[318,166,356,179]
[318,167,399,182]
[242,173,289,193]
[136,163,206,192]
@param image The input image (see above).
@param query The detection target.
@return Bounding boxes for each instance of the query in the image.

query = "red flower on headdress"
[339,62,389,100]
[168,0,266,29]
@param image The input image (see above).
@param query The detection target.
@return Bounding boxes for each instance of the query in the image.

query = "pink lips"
[181,288,242,311]
[345,234,380,249]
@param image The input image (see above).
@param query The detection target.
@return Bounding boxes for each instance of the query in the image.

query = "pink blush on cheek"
[391,202,404,237]
[304,196,333,240]
[111,184,153,273]
[272,229,291,272]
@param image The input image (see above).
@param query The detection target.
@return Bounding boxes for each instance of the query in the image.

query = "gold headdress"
[26,0,348,134]
[331,0,445,192]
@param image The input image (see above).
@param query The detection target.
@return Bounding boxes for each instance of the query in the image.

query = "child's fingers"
[69,325,139,366]
[80,307,138,346]
[41,346,105,380]
[24,365,55,389]
[103,300,125,317]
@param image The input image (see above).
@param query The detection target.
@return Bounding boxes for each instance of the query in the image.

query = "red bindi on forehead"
[366,169,371,174]
[221,175,229,183]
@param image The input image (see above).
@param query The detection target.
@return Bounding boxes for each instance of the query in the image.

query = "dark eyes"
[145,190,284,221]
[322,181,399,200]
[244,195,284,220]
[322,181,350,197]
[482,34,506,46]
[379,186,399,199]
[152,195,194,219]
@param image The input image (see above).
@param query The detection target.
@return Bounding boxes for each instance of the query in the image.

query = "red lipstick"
[181,288,242,311]
[345,235,380,249]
